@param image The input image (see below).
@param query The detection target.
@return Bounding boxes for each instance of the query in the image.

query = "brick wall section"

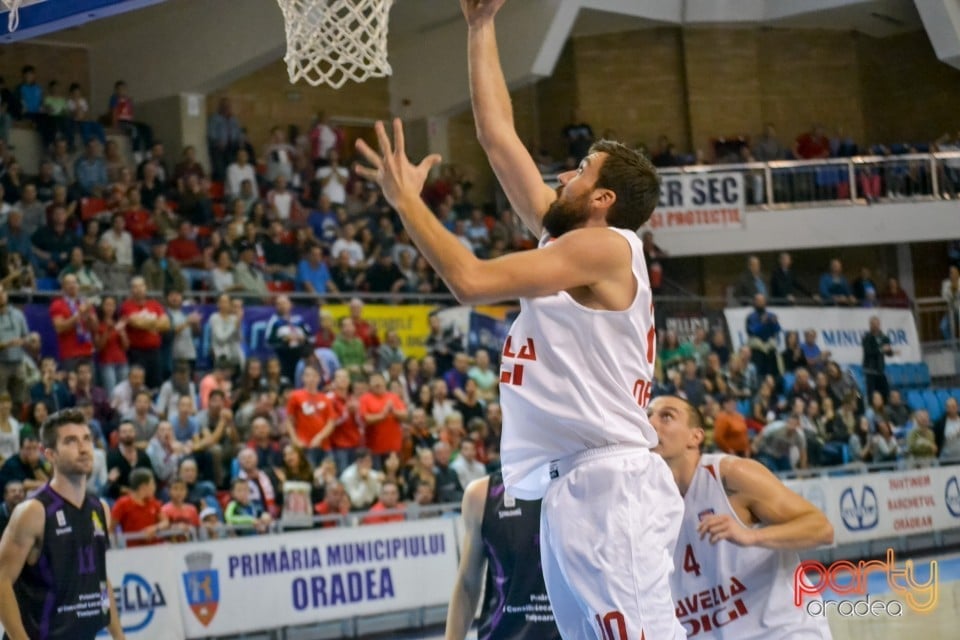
[756,30,866,152]
[683,28,763,157]
[570,28,690,156]
[859,31,960,146]
[0,43,91,109]
[535,42,579,161]
[206,61,390,153]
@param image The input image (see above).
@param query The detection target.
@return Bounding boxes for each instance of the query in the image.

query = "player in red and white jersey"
[352,1,684,635]
[648,395,834,639]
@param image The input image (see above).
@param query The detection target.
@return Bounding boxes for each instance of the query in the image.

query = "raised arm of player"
[0,500,44,640]
[355,120,631,306]
[697,457,834,551]
[462,0,556,235]
[445,477,488,640]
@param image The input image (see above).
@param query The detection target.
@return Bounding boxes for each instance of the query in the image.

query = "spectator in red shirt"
[362,480,405,525]
[327,368,362,472]
[123,187,157,242]
[111,467,169,546]
[360,373,408,469]
[793,125,831,160]
[161,477,200,530]
[313,479,350,527]
[167,220,208,290]
[49,273,98,370]
[348,297,380,355]
[120,276,171,389]
[110,80,152,155]
[95,295,129,393]
[285,365,335,467]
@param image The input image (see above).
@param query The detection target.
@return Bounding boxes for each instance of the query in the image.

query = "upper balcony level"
[553,151,960,257]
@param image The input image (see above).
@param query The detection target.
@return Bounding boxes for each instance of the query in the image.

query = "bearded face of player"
[542,191,591,238]
[48,423,95,478]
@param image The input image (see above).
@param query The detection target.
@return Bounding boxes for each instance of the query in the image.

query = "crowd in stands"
[546,119,960,205]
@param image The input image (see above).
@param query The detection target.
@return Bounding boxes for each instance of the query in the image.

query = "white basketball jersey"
[499,227,658,499]
[671,453,832,639]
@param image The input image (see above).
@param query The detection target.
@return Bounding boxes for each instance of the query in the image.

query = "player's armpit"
[719,457,834,550]
[455,227,631,305]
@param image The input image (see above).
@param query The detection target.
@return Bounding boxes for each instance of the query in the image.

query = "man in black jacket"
[862,316,895,401]
[769,252,813,304]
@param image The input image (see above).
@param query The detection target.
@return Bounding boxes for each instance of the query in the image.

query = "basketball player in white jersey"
[354,1,683,636]
[648,395,834,639]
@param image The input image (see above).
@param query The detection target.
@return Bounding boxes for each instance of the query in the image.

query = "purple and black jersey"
[478,472,560,640]
[7,485,111,640]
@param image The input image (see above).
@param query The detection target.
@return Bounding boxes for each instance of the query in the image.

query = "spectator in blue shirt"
[307,194,338,244]
[170,394,200,445]
[16,66,42,116]
[0,210,33,260]
[745,293,781,379]
[74,139,109,196]
[296,244,338,295]
[800,329,831,372]
[819,259,856,306]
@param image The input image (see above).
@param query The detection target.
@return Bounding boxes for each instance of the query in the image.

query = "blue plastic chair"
[35,277,60,292]
[782,372,796,394]
[924,390,944,421]
[886,364,904,389]
[917,363,932,387]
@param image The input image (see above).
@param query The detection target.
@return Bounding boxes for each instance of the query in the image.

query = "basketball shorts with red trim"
[540,445,686,640]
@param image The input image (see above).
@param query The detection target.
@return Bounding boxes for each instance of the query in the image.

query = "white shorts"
[540,445,686,640]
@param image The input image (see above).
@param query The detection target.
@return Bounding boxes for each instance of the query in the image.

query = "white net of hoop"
[276,0,393,90]
[2,0,22,32]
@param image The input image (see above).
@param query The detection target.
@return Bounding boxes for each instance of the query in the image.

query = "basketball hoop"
[275,0,393,90]
[2,0,22,32]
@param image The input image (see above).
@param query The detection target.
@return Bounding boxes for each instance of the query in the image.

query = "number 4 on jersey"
[683,544,702,577]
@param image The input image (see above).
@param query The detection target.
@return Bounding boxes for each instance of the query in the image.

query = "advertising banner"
[786,466,960,546]
[173,518,459,638]
[723,306,921,365]
[324,303,435,358]
[102,546,185,640]
[647,172,746,232]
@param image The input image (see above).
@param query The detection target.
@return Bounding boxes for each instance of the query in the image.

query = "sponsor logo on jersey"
[498,508,522,519]
[945,476,960,518]
[92,511,105,537]
[56,509,66,527]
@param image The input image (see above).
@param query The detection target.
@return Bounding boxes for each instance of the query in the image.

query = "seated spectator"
[235,447,278,518]
[101,213,135,269]
[848,416,873,464]
[296,243,337,295]
[162,477,200,532]
[752,414,807,472]
[178,174,214,228]
[233,241,268,297]
[787,368,816,406]
[146,421,187,490]
[74,139,109,197]
[67,83,106,146]
[173,145,205,185]
[110,365,147,417]
[658,330,692,374]
[156,362,199,420]
[72,361,113,430]
[906,410,938,460]
[333,318,367,377]
[315,150,349,204]
[880,277,911,309]
[224,477,273,534]
[450,438,485,489]
[29,357,72,414]
[871,418,900,463]
[110,80,152,155]
[226,149,256,198]
[266,176,302,223]
[0,392,22,465]
[339,448,382,511]
[800,330,831,373]
[935,397,960,461]
[793,124,830,160]
[178,457,218,513]
[167,221,206,287]
[0,479,25,537]
[0,210,33,261]
[713,396,750,457]
[141,236,187,293]
[734,256,767,304]
[60,247,103,298]
[246,416,282,471]
[887,390,911,428]
[314,479,350,526]
[16,184,45,239]
[852,267,878,305]
[432,441,464,504]
[0,431,48,493]
[110,471,168,550]
[819,259,856,306]
[362,480,405,525]
[781,331,807,373]
[679,359,707,409]
[123,390,159,447]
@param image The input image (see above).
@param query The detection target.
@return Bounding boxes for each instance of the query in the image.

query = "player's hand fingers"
[353,164,379,182]
[393,118,405,158]
[355,139,382,169]
[375,120,393,157]
[418,154,443,174]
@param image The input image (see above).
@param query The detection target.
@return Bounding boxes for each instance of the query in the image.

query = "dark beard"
[542,195,590,238]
